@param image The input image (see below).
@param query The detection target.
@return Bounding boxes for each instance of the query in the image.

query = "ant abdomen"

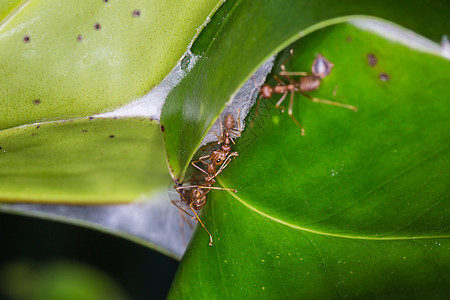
[299,76,321,92]
[224,115,235,129]
[190,190,206,210]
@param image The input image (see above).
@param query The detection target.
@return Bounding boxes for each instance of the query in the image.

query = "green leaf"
[1,260,130,300]
[160,0,450,181]
[168,23,450,298]
[0,118,170,203]
[0,0,222,130]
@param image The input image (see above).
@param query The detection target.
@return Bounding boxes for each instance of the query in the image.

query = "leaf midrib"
[219,179,449,241]
[0,0,31,31]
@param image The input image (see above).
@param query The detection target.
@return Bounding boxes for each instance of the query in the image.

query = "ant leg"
[250,95,263,127]
[175,185,213,246]
[273,75,286,86]
[181,213,194,230]
[179,211,193,247]
[278,70,298,84]
[280,49,295,71]
[279,71,309,77]
[172,201,189,246]
[176,184,203,190]
[230,128,241,137]
[231,109,242,137]
[218,118,224,143]
[171,200,195,219]
[191,155,211,175]
[198,142,219,153]
[172,189,196,219]
[300,91,358,112]
[287,91,305,135]
[197,185,237,193]
[210,130,225,146]
[251,75,259,88]
[188,204,213,246]
[204,152,239,182]
[275,91,289,113]
[212,152,239,178]
[177,184,237,193]
[236,109,241,130]
[185,173,207,184]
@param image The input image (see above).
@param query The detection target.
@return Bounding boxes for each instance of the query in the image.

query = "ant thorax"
[273,85,286,94]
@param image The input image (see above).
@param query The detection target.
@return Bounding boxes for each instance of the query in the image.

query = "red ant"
[194,111,242,181]
[173,167,236,246]
[172,113,241,246]
[253,50,357,135]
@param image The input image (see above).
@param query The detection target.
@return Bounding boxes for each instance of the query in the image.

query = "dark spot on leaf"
[31,133,37,136]
[366,53,377,67]
[0,147,2,150]
[103,0,109,2]
[77,34,83,42]
[346,36,352,42]
[109,135,115,138]
[36,125,40,129]
[23,35,31,43]
[33,99,41,105]
[160,125,165,132]
[82,129,87,133]
[89,116,94,120]
[132,9,141,17]
[94,23,102,30]
[379,72,390,82]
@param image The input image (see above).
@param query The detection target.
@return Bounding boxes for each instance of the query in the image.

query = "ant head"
[260,85,272,98]
[211,150,227,166]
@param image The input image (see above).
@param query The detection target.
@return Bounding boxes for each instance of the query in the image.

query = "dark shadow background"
[0,212,179,300]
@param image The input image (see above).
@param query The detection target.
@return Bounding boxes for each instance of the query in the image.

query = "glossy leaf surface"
[0,0,221,130]
[0,118,169,203]
[161,0,450,181]
[168,24,450,298]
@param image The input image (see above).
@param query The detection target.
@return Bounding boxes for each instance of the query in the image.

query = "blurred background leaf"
[1,260,130,300]
[0,212,179,300]
[0,118,168,203]
[0,0,222,130]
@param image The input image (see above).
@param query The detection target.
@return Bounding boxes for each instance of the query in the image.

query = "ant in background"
[253,50,357,135]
